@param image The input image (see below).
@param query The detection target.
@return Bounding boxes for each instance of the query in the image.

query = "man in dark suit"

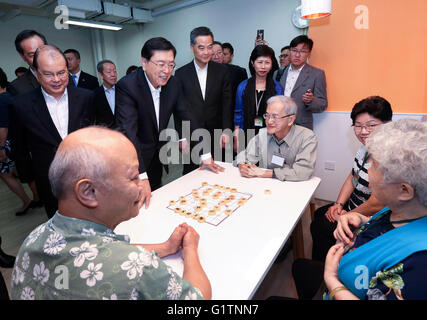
[9,45,95,218]
[116,37,222,195]
[7,30,48,212]
[94,60,117,128]
[175,27,233,174]
[64,49,99,90]
[280,35,327,130]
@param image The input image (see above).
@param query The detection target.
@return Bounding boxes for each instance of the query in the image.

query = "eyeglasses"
[149,60,176,70]
[290,48,309,55]
[353,123,381,132]
[263,113,294,121]
[279,54,289,58]
[213,51,223,57]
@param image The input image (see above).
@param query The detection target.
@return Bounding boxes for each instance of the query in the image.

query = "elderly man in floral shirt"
[11,127,211,300]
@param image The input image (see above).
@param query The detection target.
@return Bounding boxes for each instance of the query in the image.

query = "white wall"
[313,112,425,201]
[112,0,302,78]
[0,14,97,82]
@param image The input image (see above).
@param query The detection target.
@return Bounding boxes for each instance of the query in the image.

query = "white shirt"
[41,87,69,140]
[103,85,115,114]
[70,70,81,86]
[144,74,161,130]
[284,64,305,97]
[194,60,208,100]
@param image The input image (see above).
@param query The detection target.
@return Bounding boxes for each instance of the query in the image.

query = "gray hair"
[49,141,111,200]
[366,119,427,206]
[266,95,298,116]
[97,59,115,73]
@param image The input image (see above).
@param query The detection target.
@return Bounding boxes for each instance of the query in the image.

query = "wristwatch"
[334,201,344,207]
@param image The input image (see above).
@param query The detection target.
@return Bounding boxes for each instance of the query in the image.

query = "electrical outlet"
[324,161,336,171]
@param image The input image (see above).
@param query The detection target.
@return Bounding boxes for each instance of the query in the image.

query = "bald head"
[33,45,67,71]
[49,127,136,200]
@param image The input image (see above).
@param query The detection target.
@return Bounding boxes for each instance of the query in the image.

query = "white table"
[114,162,321,300]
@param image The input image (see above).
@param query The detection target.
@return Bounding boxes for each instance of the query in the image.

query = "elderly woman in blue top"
[233,45,283,151]
[324,119,427,300]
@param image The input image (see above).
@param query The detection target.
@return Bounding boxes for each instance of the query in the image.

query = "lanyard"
[255,90,264,113]
[353,151,370,188]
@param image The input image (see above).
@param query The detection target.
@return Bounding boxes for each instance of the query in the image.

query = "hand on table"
[164,223,189,256]
[238,163,257,178]
[200,158,225,174]
[182,225,200,260]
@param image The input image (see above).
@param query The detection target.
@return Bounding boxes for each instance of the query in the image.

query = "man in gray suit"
[280,35,327,130]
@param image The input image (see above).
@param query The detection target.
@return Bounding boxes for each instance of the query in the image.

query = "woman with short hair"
[324,118,427,300]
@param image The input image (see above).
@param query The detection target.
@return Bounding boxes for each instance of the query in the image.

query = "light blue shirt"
[103,85,115,114]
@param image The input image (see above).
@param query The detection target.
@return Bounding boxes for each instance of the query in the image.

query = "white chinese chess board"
[167,182,253,226]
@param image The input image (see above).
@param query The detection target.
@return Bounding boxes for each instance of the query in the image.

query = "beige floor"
[0,167,329,300]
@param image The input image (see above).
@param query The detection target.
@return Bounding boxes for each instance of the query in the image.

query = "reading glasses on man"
[353,122,381,132]
[290,48,308,55]
[149,60,176,70]
[263,113,294,121]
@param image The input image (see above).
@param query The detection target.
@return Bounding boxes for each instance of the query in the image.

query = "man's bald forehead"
[63,127,129,149]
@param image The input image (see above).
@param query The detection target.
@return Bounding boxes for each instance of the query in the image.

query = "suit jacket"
[94,85,115,128]
[7,70,39,96]
[280,63,327,130]
[77,71,99,90]
[174,60,233,134]
[115,67,198,174]
[9,86,95,202]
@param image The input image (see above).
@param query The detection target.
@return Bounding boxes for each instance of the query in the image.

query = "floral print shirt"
[11,213,204,300]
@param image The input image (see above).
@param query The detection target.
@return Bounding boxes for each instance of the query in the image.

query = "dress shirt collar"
[70,70,81,78]
[103,84,115,93]
[41,86,68,103]
[288,63,305,72]
[194,59,208,73]
[271,124,296,146]
[144,73,162,95]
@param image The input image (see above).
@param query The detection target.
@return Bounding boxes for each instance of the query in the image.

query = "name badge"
[254,116,264,127]
[271,152,285,167]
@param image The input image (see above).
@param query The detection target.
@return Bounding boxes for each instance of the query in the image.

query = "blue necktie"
[71,74,77,86]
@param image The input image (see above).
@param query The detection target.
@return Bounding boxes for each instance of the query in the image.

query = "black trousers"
[310,203,339,262]
[35,177,58,219]
[0,271,9,300]
[292,258,325,300]
[146,154,163,191]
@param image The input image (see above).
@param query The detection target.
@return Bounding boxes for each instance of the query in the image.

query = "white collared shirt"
[144,73,161,130]
[284,64,305,97]
[70,70,81,86]
[41,87,69,140]
[194,60,208,100]
[103,85,115,114]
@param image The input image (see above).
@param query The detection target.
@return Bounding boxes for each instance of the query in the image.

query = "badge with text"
[271,152,285,168]
[254,116,264,127]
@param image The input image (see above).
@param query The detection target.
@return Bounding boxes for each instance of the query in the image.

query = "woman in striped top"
[310,96,393,262]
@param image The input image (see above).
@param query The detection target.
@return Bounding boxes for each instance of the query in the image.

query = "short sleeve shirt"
[11,213,204,300]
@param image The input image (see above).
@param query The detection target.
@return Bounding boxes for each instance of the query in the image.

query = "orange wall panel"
[308,0,427,113]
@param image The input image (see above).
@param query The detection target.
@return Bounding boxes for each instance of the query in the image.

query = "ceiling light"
[301,0,331,20]
[64,19,122,31]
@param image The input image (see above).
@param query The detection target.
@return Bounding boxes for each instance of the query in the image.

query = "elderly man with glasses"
[234,95,317,181]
